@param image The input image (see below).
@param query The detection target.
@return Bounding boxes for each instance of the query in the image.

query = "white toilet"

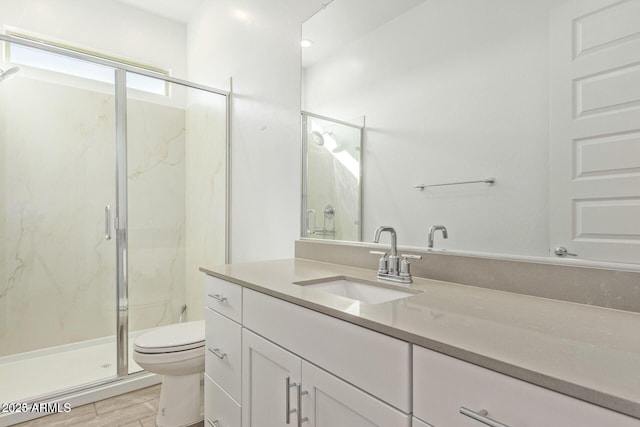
[133,320,205,427]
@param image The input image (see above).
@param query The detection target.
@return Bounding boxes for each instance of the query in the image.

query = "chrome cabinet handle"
[207,419,219,427]
[296,383,308,426]
[460,407,510,427]
[554,246,577,257]
[208,347,227,359]
[104,205,111,240]
[208,293,228,302]
[286,377,297,424]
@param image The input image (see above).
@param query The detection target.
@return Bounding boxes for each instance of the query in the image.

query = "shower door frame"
[0,33,231,381]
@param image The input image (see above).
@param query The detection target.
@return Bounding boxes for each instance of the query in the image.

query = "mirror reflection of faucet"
[428,225,448,248]
[371,226,421,284]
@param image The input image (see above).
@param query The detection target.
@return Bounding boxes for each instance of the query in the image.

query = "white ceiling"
[112,0,204,24]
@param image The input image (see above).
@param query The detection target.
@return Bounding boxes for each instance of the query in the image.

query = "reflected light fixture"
[233,9,251,23]
[301,39,313,48]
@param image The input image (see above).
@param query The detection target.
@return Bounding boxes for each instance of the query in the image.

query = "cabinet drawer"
[205,374,241,427]
[205,275,242,322]
[243,288,411,413]
[413,345,639,427]
[206,308,242,403]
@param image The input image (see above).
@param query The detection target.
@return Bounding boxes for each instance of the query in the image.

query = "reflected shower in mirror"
[301,0,640,265]
[302,112,363,242]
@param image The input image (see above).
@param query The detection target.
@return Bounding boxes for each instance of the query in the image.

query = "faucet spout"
[427,225,448,248]
[373,226,397,256]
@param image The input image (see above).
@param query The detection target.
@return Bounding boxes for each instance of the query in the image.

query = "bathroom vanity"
[201,257,640,427]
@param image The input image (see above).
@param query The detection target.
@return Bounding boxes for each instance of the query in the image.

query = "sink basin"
[294,276,421,304]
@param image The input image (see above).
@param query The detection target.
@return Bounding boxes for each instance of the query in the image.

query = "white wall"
[187,0,325,262]
[1,0,186,78]
[303,0,551,256]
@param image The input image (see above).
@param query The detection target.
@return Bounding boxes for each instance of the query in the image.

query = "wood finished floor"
[14,384,204,427]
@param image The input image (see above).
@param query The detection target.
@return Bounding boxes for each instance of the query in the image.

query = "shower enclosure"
[0,34,228,419]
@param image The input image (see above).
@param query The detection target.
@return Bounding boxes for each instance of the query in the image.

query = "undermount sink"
[294,275,421,304]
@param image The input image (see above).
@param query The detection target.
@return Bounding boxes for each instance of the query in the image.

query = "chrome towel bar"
[414,177,495,190]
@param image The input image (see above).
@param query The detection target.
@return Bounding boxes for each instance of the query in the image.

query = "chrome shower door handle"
[104,205,112,240]
[306,210,317,235]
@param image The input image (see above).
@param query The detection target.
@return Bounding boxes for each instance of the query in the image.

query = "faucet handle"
[399,254,422,279]
[369,251,388,274]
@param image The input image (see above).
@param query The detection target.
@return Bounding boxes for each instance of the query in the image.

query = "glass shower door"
[125,73,227,373]
[0,43,117,402]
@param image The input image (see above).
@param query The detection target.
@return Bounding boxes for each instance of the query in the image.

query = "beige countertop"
[201,258,640,420]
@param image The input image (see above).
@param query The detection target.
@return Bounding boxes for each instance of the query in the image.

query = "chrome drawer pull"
[208,293,228,302]
[297,383,308,426]
[286,377,298,424]
[208,347,227,359]
[207,419,220,427]
[460,407,510,427]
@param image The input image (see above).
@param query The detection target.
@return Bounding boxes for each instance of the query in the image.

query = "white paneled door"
[550,0,640,263]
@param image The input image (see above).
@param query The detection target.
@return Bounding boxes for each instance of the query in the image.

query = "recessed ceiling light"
[300,39,313,48]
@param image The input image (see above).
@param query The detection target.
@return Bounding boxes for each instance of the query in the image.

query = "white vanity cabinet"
[204,275,243,427]
[242,288,412,413]
[241,286,411,427]
[203,274,640,427]
[242,328,411,427]
[413,345,640,427]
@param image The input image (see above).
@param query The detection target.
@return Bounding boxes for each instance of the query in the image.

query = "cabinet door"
[412,417,434,427]
[301,361,411,427]
[242,329,302,427]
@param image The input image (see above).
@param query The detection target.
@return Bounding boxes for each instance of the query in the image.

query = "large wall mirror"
[301,0,640,265]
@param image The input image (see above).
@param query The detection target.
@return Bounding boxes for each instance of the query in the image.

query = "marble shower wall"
[126,97,187,333]
[0,76,188,356]
[184,89,227,322]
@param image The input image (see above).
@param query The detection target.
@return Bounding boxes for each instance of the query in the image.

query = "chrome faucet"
[373,226,398,274]
[371,226,421,284]
[427,225,448,248]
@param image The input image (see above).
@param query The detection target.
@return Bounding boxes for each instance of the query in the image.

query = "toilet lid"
[134,320,205,354]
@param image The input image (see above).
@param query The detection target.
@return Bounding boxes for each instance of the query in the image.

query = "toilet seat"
[134,320,205,354]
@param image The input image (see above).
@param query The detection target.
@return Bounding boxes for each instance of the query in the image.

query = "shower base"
[0,331,158,426]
